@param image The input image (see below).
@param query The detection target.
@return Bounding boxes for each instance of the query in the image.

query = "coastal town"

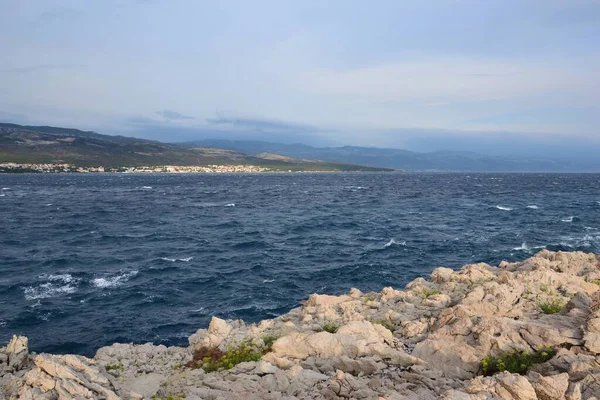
[0,163,271,174]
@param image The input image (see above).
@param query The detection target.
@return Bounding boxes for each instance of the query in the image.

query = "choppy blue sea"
[1,173,599,356]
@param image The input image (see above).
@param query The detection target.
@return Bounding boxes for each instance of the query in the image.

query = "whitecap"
[2,187,10,190]
[561,216,574,223]
[160,257,192,262]
[189,307,205,313]
[24,282,77,300]
[92,270,138,288]
[38,273,74,283]
[526,205,539,209]
[45,203,52,206]
[142,186,152,189]
[225,203,235,207]
[512,242,530,251]
[0,194,5,197]
[383,239,406,248]
[263,279,275,283]
[495,206,513,211]
[29,300,41,308]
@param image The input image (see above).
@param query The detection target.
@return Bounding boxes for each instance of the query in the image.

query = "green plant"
[539,283,549,293]
[104,361,124,375]
[373,319,396,333]
[186,340,263,373]
[418,287,441,298]
[361,293,378,304]
[588,279,600,286]
[322,321,339,333]
[262,334,279,351]
[480,347,556,376]
[539,298,566,314]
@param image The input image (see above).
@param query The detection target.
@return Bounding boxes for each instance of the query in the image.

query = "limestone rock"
[4,251,600,399]
[5,335,28,372]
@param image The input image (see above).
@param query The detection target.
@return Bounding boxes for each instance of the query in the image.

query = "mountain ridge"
[178,138,590,172]
[0,123,389,172]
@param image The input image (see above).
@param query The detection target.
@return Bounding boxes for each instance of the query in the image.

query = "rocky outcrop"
[2,250,600,399]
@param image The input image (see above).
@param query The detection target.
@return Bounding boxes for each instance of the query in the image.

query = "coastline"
[2,250,600,399]
[0,163,395,174]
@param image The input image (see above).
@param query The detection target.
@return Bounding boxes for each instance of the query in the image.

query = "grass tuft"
[418,287,442,298]
[322,321,340,334]
[539,298,566,314]
[373,319,396,333]
[480,347,556,376]
[262,334,279,351]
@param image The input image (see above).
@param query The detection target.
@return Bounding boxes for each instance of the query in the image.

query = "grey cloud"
[155,110,195,120]
[206,116,322,134]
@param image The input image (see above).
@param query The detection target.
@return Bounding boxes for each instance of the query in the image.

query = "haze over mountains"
[180,139,593,172]
[1,122,598,172]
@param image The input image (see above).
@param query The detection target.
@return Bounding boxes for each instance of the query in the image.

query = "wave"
[561,216,575,223]
[225,203,235,207]
[142,186,153,189]
[345,186,368,191]
[263,279,275,283]
[0,194,5,197]
[24,274,78,300]
[495,206,513,211]
[160,257,193,262]
[383,239,406,248]
[2,188,10,190]
[526,205,539,209]
[512,242,530,251]
[38,273,75,283]
[92,270,138,288]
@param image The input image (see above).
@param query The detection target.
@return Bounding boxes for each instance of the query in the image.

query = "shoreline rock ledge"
[3,250,600,399]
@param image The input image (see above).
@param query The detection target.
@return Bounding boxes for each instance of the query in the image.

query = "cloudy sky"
[1,0,599,156]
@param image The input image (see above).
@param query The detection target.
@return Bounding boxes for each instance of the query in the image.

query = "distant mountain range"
[179,139,593,172]
[0,123,387,172]
[1,122,597,172]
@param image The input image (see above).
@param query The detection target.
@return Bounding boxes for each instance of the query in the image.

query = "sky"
[0,0,599,157]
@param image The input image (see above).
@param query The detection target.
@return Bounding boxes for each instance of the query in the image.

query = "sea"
[1,172,599,356]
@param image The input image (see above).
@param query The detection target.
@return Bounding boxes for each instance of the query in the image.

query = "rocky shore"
[2,250,600,399]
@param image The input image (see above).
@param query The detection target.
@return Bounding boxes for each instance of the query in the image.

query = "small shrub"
[361,293,378,304]
[373,319,396,333]
[262,335,279,351]
[589,279,600,286]
[539,298,566,314]
[104,361,124,376]
[322,321,339,333]
[418,287,441,298]
[186,341,263,373]
[480,347,556,376]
